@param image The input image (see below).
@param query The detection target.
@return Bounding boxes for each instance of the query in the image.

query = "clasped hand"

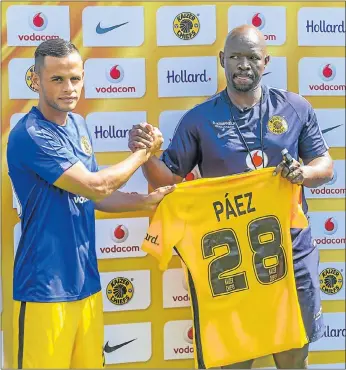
[273,158,305,185]
[128,122,162,154]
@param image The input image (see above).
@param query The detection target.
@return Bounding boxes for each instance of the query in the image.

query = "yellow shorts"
[13,291,104,369]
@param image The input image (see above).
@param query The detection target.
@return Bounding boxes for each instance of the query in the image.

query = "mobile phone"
[281,148,294,166]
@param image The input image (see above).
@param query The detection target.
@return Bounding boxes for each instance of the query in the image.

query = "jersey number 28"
[201,215,287,297]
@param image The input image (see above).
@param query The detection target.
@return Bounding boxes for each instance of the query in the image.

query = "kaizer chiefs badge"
[106,277,134,305]
[25,65,38,92]
[80,136,92,156]
[173,12,200,40]
[319,268,343,295]
[267,116,288,135]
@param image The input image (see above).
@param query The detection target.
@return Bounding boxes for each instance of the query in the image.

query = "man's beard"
[232,79,257,92]
[232,70,260,92]
[47,97,76,112]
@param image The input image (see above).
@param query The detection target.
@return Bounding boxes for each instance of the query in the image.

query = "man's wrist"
[300,165,312,184]
[133,148,152,164]
[142,194,154,211]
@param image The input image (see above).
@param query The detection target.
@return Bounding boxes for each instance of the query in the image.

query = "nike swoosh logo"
[321,124,343,134]
[104,338,136,353]
[263,72,271,76]
[217,127,235,139]
[96,21,129,34]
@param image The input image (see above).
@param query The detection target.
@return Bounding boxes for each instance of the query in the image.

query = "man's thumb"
[162,184,176,194]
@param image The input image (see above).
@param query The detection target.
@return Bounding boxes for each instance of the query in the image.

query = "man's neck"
[37,103,68,126]
[227,85,262,111]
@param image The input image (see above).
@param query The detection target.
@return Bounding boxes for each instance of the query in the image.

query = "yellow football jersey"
[142,168,309,368]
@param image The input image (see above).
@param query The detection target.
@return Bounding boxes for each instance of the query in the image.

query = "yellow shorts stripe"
[13,291,104,369]
[17,302,26,369]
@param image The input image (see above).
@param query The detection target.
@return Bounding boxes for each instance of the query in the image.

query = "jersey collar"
[30,106,71,127]
[221,84,269,112]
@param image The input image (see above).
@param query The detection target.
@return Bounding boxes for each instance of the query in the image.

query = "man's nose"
[63,80,74,93]
[237,57,251,70]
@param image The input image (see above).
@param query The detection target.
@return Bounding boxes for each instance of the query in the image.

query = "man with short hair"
[129,25,333,369]
[7,38,174,369]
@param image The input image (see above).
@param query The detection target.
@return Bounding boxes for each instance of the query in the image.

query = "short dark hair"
[34,38,79,73]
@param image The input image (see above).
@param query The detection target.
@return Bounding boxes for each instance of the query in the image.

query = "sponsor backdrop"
[1,1,345,368]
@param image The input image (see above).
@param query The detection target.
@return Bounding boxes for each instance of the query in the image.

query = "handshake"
[128,122,164,156]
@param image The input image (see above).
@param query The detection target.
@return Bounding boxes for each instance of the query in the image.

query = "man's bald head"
[224,25,267,54]
[219,24,270,93]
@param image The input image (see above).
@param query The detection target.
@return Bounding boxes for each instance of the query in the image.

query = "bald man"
[129,25,333,368]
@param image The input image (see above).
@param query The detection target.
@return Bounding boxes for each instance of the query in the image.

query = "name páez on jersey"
[94,126,129,139]
[213,192,256,222]
[306,20,345,33]
[167,69,210,84]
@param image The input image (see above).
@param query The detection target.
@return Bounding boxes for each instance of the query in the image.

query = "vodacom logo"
[308,62,345,92]
[185,172,195,181]
[246,150,268,170]
[111,225,129,243]
[30,12,48,31]
[106,65,124,84]
[248,12,276,41]
[184,326,194,344]
[324,217,338,235]
[94,64,136,94]
[251,13,265,30]
[17,11,59,42]
[320,64,336,82]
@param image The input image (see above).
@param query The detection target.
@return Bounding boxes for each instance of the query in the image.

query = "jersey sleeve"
[142,196,185,271]
[84,118,99,173]
[298,104,329,161]
[22,124,79,184]
[290,185,308,229]
[161,110,200,178]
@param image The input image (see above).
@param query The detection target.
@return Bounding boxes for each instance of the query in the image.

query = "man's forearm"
[142,156,179,188]
[53,149,152,203]
[94,190,151,213]
[96,149,150,196]
[302,155,334,188]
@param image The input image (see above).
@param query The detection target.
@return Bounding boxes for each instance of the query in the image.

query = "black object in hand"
[281,148,294,166]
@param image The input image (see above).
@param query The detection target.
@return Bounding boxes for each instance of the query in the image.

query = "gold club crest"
[319,268,343,295]
[106,277,134,305]
[173,12,200,40]
[267,116,288,135]
[80,136,92,156]
[25,65,38,93]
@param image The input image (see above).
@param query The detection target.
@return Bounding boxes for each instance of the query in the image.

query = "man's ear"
[219,51,225,69]
[31,71,40,91]
[264,55,270,67]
